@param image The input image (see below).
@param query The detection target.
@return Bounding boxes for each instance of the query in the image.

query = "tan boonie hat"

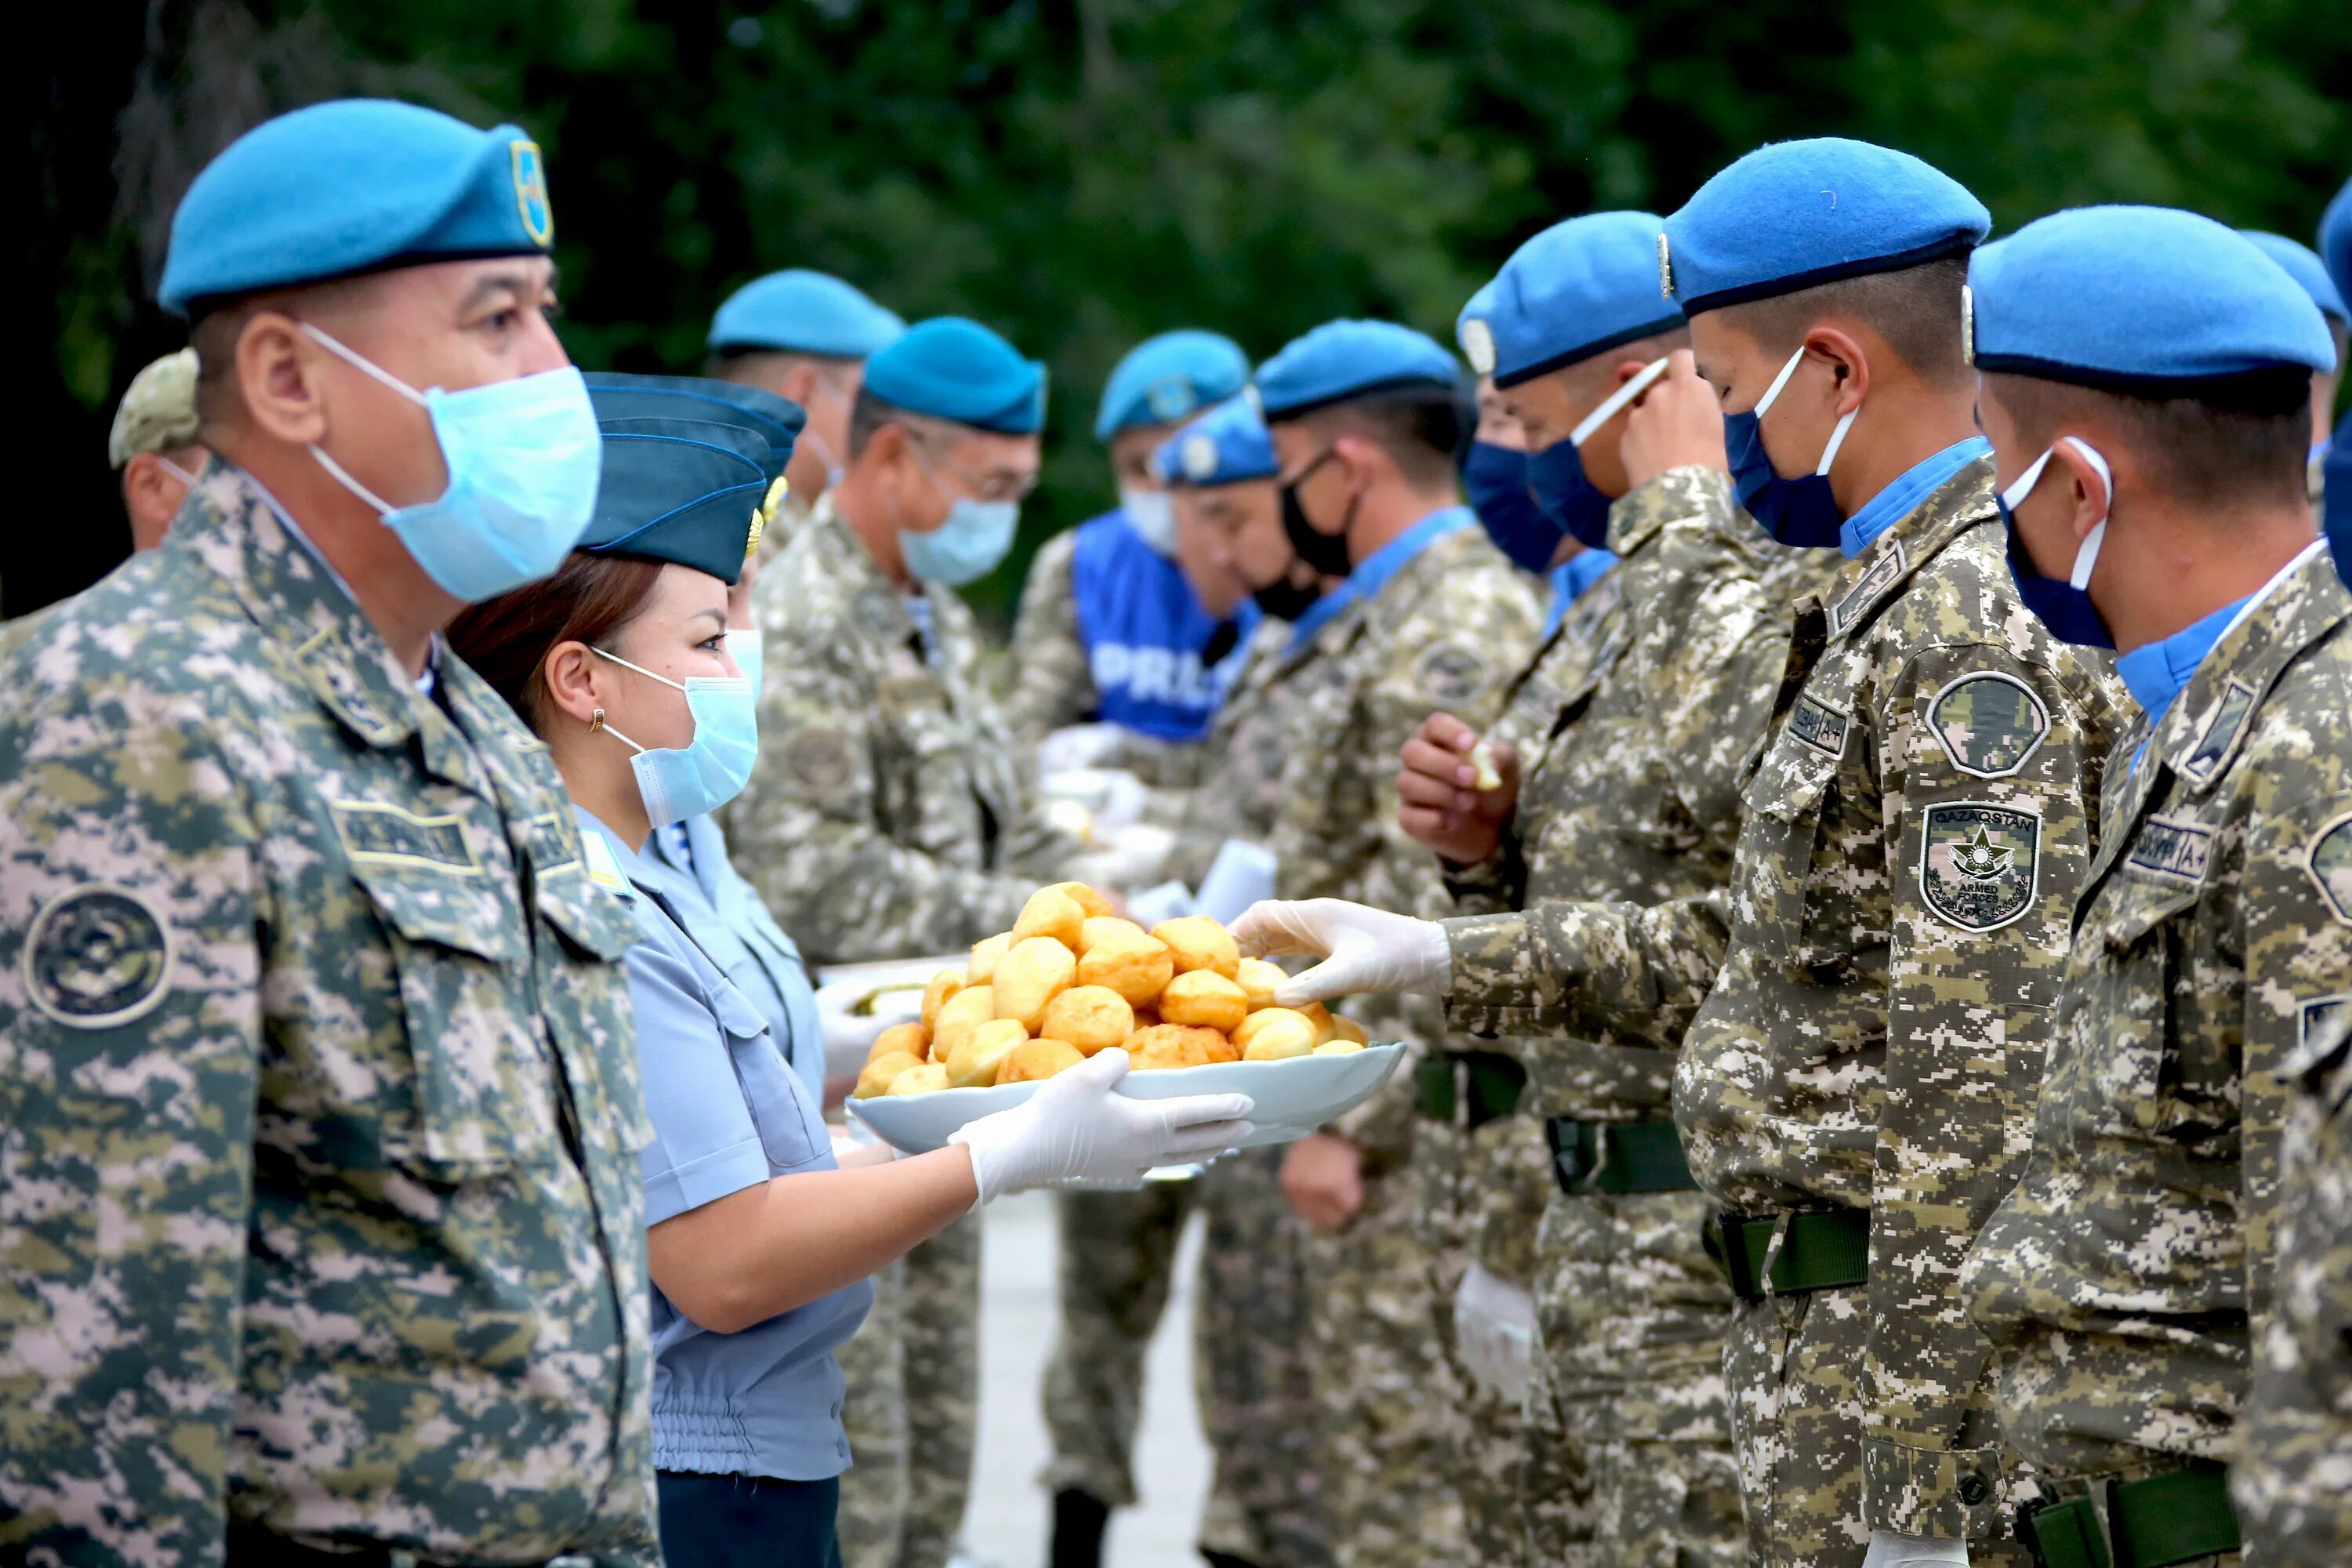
[107,348,201,468]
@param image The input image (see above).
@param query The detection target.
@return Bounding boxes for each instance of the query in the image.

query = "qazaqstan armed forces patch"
[1919,801,2041,932]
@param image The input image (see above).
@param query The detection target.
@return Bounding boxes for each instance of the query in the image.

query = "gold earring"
[590,706,605,735]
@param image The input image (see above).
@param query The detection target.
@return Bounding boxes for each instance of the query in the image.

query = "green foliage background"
[26,0,2352,621]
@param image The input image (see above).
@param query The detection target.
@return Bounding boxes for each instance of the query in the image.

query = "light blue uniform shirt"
[2116,590,2256,775]
[1289,505,1475,649]
[1839,436,1991,557]
[1545,547,1618,636]
[647,815,826,1102]
[578,808,873,1482]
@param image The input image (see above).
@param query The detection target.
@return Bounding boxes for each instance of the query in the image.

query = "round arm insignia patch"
[2307,811,2352,927]
[1414,639,1495,708]
[24,885,175,1029]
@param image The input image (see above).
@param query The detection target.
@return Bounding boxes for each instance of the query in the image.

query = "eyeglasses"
[910,434,1037,504]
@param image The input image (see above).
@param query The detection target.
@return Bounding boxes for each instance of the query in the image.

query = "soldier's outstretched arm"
[0,692,263,1564]
[1003,528,1093,751]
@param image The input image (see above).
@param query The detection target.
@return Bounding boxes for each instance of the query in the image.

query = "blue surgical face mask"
[1723,344,1859,548]
[1121,485,1178,557]
[591,648,760,826]
[1997,435,2114,649]
[1524,357,1673,554]
[724,626,765,703]
[898,445,1020,587]
[2326,428,2352,596]
[303,325,601,602]
[1463,441,1562,574]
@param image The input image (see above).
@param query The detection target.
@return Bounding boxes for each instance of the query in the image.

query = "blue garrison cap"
[1464,212,1685,388]
[1154,397,1279,488]
[1661,138,1990,316]
[862,317,1047,436]
[1094,330,1250,441]
[1254,320,1459,420]
[579,384,795,587]
[160,100,554,318]
[706,269,906,358]
[2241,231,2348,326]
[2321,176,2352,317]
[1969,206,2337,394]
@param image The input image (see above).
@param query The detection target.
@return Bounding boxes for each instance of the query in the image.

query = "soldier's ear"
[1802,326,1871,415]
[234,310,330,448]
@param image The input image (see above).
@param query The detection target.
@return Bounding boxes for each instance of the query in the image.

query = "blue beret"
[1661,138,1990,315]
[1463,212,1684,388]
[160,99,554,318]
[1153,397,1279,488]
[1094,330,1250,441]
[862,317,1047,436]
[579,372,804,470]
[578,412,782,587]
[2321,176,2352,318]
[706,269,906,358]
[2241,231,2348,326]
[1254,319,1459,419]
[1969,206,2337,394]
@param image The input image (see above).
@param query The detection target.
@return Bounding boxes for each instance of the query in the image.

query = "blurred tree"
[18,0,2350,622]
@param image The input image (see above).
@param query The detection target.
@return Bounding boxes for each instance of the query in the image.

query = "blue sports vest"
[1069,508,1255,742]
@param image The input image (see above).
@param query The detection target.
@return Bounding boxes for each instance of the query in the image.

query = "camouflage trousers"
[840,1215,980,1568]
[1724,1283,2025,1568]
[1524,1185,1741,1568]
[1413,1112,1549,1568]
[1044,1155,1334,1567]
[1305,1152,1468,1568]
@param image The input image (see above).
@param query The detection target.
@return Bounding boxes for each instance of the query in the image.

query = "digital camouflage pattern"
[1269,512,1541,1568]
[1441,465,1791,1566]
[1005,525,1095,748]
[1154,618,1305,887]
[2237,1011,2352,1566]
[107,346,201,467]
[0,465,659,1564]
[837,1254,910,1568]
[1967,545,2352,1489]
[721,492,1083,964]
[1044,1184,1195,1509]
[899,1218,982,1568]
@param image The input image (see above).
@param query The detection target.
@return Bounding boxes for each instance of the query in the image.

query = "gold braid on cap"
[746,474,790,557]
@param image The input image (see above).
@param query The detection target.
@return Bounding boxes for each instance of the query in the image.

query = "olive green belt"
[1413,1052,1526,1130]
[2018,1462,2239,1568]
[1704,1207,1871,1301]
[1543,1116,1699,1195]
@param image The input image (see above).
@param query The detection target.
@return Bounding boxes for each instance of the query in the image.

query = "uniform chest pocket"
[2074,872,2210,1139]
[535,873,659,1156]
[1735,710,1851,977]
[346,856,562,1177]
[710,977,828,1173]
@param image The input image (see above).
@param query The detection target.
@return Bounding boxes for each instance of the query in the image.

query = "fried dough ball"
[1235,957,1288,1012]
[1077,929,1174,1007]
[1201,1031,1242,1065]
[1240,1010,1317,1061]
[1013,887,1087,950]
[886,1062,951,1094]
[932,985,996,1061]
[993,935,1079,1033]
[1150,915,1240,979]
[946,1018,1028,1087]
[921,969,966,1031]
[1041,881,1116,920]
[1077,915,1149,955]
[1328,1015,1369,1045]
[868,1022,930,1065]
[1294,1000,1337,1044]
[1312,1040,1367,1056]
[1123,1024,1225,1071]
[854,1050,927,1098]
[969,932,1013,985]
[1129,1005,1160,1029]
[1039,985,1134,1055]
[1160,970,1248,1033]
[998,1037,1086,1083]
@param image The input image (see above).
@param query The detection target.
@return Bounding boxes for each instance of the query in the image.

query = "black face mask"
[1279,448,1358,577]
[1249,568,1323,622]
[1199,618,1243,666]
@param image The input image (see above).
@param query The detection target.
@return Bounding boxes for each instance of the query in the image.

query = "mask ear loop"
[1750,345,1811,420]
[2060,437,2113,590]
[156,456,201,486]
[1570,357,1672,448]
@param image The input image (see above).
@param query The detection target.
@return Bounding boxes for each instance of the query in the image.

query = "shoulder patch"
[2182,677,2259,786]
[2125,815,2214,887]
[783,728,858,795]
[2292,993,2350,1078]
[329,800,481,875]
[1828,538,1907,638]
[1788,692,1852,760]
[1918,801,2042,933]
[1414,638,1495,708]
[1927,670,2051,780]
[578,831,635,901]
[24,885,174,1029]
[2307,812,2352,926]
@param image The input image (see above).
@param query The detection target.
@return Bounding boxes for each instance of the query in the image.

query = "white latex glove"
[1229,898,1453,1006]
[949,1048,1254,1205]
[1037,722,1129,774]
[1859,1530,1969,1567]
[1453,1261,1537,1406]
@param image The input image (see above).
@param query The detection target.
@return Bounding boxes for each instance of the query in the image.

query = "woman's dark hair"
[445,550,664,731]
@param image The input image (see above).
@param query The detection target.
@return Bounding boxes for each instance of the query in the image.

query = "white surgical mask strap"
[1999,447,2058,514]
[300,324,430,408]
[2062,437,2113,590]
[1571,356,1672,448]
[593,645,688,693]
[309,443,401,516]
[1751,344,1810,420]
[156,456,200,486]
[1817,403,1860,477]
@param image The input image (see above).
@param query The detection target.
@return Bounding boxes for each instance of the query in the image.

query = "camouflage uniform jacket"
[2236,1008,2352,1565]
[723,494,1081,964]
[0,465,659,1564]
[1269,510,1542,1160]
[1965,542,2352,1483]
